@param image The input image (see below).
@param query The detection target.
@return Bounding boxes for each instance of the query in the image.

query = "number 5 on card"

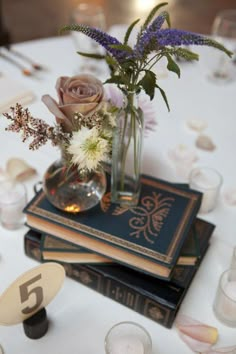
[0,263,65,325]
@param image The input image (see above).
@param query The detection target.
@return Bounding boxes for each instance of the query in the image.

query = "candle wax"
[110,336,144,354]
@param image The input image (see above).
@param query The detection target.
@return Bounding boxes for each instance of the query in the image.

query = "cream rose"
[42,74,104,132]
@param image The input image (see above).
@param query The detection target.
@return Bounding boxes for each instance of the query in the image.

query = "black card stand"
[23,307,48,339]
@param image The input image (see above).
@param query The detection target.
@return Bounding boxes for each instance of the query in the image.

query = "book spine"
[24,231,176,328]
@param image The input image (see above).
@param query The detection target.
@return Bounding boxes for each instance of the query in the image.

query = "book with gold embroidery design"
[40,216,211,267]
[24,219,214,328]
[24,174,202,280]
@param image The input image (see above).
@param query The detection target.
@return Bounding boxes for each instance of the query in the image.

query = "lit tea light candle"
[189,167,222,213]
[110,336,144,354]
[0,181,27,230]
[105,321,152,354]
[214,269,236,327]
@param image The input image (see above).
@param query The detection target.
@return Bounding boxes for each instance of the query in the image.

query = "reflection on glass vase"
[43,148,107,213]
[111,91,144,207]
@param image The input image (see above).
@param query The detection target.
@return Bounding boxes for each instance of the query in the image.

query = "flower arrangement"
[3,74,117,173]
[61,2,232,105]
[61,2,232,206]
[2,2,232,209]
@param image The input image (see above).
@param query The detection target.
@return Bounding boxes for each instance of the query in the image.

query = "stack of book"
[23,174,215,328]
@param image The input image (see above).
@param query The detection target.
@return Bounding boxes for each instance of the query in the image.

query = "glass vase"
[111,91,144,207]
[43,149,106,213]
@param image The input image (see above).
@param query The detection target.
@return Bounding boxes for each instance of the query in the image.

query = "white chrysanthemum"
[68,126,110,171]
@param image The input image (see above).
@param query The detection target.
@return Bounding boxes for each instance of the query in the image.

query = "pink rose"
[42,74,104,132]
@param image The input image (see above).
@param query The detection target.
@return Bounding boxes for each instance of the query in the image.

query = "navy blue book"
[24,217,214,328]
[24,174,202,280]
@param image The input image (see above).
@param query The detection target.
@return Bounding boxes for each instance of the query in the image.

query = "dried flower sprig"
[3,103,71,150]
[2,101,116,173]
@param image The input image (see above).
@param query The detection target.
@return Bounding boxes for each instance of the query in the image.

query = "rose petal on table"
[0,168,9,182]
[176,314,218,350]
[195,135,216,151]
[204,345,236,353]
[178,332,213,352]
[223,188,236,206]
[168,144,198,164]
[6,158,37,182]
[186,118,208,132]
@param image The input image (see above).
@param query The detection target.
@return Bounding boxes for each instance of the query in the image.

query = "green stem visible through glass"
[112,90,143,206]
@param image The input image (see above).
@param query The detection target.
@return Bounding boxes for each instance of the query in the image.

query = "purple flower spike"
[62,24,132,62]
[135,12,169,57]
[156,29,205,46]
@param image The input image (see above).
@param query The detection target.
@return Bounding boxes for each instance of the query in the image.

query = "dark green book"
[24,217,214,328]
[24,174,202,280]
[40,215,209,266]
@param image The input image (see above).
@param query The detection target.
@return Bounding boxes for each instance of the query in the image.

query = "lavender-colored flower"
[62,24,132,62]
[105,85,157,136]
[145,11,169,32]
[135,27,232,58]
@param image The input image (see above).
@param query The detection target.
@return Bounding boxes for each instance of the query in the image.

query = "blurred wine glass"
[208,9,236,83]
[70,2,106,76]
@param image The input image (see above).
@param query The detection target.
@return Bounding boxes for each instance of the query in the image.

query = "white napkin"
[0,75,35,113]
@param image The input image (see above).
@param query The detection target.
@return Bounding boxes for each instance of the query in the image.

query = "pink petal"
[55,76,69,104]
[204,346,236,353]
[178,332,213,352]
[223,188,236,206]
[176,315,218,348]
[41,94,73,132]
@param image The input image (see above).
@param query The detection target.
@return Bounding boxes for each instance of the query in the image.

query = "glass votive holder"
[189,167,223,213]
[104,321,152,354]
[230,247,236,268]
[0,180,27,230]
[213,268,236,327]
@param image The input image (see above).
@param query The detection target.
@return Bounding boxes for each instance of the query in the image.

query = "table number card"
[0,263,65,325]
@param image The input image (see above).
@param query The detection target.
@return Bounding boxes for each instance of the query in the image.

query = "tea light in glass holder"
[213,268,236,327]
[0,181,27,230]
[104,321,152,354]
[189,167,223,213]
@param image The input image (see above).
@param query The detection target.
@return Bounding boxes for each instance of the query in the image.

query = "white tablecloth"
[0,33,236,354]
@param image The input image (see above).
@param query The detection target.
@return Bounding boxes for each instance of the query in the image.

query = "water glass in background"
[70,2,106,75]
[208,9,236,83]
[0,181,27,230]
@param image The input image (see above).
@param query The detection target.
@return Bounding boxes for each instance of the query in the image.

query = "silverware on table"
[0,50,32,76]
[7,48,43,70]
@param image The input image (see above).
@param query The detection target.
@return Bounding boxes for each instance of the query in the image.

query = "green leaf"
[174,48,199,61]
[166,54,181,78]
[162,11,171,28]
[142,2,168,29]
[77,51,105,59]
[203,38,233,57]
[124,19,140,45]
[104,76,123,85]
[139,70,156,100]
[109,44,133,52]
[155,83,170,111]
[105,55,118,67]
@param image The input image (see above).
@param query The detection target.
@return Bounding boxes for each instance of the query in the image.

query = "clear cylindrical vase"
[43,148,106,213]
[111,91,144,207]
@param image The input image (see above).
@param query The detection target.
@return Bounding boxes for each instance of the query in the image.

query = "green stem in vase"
[119,91,138,191]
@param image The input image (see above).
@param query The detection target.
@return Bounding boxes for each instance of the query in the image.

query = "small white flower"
[68,126,110,171]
